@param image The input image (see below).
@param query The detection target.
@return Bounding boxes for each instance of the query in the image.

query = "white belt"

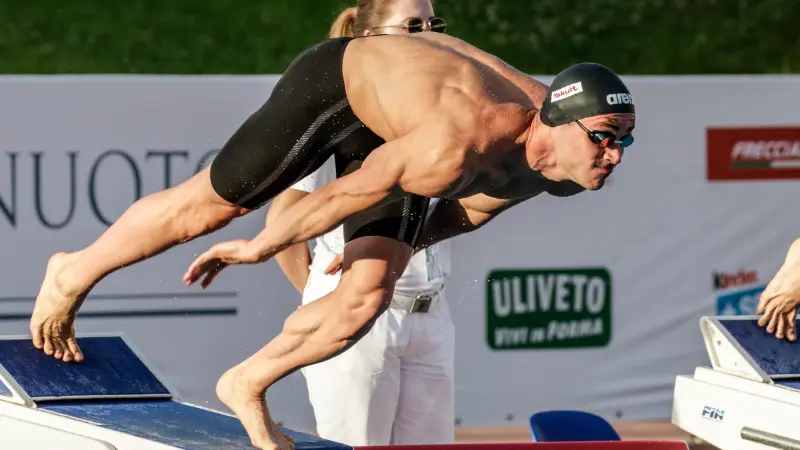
[390,291,441,313]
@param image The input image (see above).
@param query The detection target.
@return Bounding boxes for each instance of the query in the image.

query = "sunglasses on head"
[379,16,447,33]
[575,120,634,148]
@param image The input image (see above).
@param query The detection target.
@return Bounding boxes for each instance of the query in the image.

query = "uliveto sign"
[707,126,800,181]
[485,267,612,350]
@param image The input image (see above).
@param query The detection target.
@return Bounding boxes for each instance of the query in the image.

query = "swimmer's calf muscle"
[57,169,244,295]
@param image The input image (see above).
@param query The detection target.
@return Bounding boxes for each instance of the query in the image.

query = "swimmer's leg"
[32,167,249,357]
[216,236,413,450]
[32,37,357,364]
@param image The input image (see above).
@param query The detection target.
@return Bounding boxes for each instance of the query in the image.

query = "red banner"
[707,126,800,181]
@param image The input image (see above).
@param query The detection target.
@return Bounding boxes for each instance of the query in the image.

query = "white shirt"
[291,157,450,296]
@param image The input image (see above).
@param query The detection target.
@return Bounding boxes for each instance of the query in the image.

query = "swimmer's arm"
[236,103,470,263]
[240,133,431,263]
[414,193,534,252]
[266,188,312,293]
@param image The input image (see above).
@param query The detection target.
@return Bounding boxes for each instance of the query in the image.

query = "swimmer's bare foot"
[217,366,295,450]
[30,252,86,363]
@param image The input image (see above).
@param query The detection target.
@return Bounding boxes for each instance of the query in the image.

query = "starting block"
[672,316,800,449]
[0,334,351,450]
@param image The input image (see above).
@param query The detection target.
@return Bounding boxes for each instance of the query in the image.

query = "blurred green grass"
[0,0,797,74]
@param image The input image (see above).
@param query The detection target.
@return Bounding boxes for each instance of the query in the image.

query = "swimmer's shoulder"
[409,33,549,101]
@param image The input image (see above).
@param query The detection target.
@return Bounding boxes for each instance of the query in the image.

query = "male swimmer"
[32,32,635,450]
[758,237,800,341]
[267,0,456,446]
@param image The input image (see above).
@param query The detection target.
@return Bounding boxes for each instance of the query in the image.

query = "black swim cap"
[540,62,634,127]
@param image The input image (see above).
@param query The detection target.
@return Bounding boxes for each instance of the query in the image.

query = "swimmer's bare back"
[341,33,552,200]
[186,33,606,286]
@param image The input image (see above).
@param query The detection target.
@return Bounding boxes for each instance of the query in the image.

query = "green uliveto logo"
[486,268,612,350]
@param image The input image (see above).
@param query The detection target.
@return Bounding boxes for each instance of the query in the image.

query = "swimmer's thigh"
[304,235,413,445]
[319,189,430,325]
[321,236,414,338]
[312,190,429,331]
[209,37,360,210]
[300,192,432,445]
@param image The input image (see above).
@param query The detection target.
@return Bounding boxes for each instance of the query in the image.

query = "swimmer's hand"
[757,239,800,341]
[183,239,259,289]
[324,254,344,275]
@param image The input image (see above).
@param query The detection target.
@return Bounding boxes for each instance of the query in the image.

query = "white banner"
[0,75,318,429]
[0,74,799,431]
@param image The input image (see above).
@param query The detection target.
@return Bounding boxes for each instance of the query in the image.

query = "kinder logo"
[713,268,763,316]
[606,93,633,105]
[716,284,765,316]
[713,270,758,291]
[551,82,583,102]
[701,406,724,421]
[707,126,800,181]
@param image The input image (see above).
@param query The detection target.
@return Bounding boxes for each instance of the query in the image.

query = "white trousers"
[299,270,455,447]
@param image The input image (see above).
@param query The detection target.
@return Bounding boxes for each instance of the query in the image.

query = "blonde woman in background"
[265,0,454,446]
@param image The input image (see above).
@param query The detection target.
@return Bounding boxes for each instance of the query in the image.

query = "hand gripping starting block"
[672,316,800,450]
[0,334,351,450]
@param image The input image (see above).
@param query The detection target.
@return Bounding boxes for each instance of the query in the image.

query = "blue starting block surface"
[719,318,800,378]
[0,334,352,449]
[0,336,170,400]
[42,400,350,450]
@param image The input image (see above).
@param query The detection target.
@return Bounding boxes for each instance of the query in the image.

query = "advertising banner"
[443,75,800,426]
[0,74,799,430]
[486,267,612,350]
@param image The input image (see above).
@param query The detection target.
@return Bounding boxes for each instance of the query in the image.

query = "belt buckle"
[410,294,433,313]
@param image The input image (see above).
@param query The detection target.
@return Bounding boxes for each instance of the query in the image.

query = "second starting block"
[672,315,800,449]
[0,334,350,450]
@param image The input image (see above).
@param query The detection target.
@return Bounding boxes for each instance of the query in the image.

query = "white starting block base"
[673,316,800,450]
[0,334,350,450]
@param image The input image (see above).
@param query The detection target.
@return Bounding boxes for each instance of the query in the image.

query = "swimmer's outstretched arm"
[246,146,403,258]
[184,134,424,287]
[184,113,469,287]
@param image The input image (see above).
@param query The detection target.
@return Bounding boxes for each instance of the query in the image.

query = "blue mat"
[0,336,351,449]
[776,380,800,390]
[720,319,800,377]
[0,337,170,399]
[43,400,349,450]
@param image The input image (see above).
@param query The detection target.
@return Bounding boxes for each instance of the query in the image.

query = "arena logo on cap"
[551,82,583,103]
[606,93,633,105]
[707,126,800,181]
